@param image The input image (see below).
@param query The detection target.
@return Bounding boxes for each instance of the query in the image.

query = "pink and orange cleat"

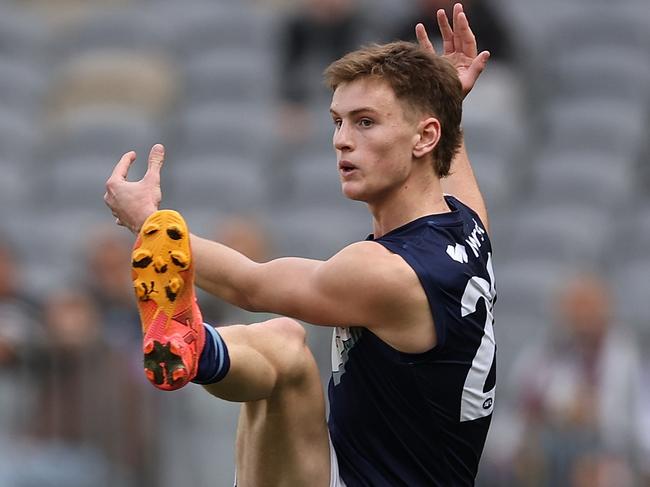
[131,210,205,391]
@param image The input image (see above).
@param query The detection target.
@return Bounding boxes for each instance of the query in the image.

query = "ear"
[412,117,441,159]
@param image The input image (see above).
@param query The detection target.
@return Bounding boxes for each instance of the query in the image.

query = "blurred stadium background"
[0,0,648,485]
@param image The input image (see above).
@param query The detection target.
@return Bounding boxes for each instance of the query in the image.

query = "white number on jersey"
[459,253,496,422]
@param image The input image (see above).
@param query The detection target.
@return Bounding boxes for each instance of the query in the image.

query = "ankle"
[192,324,231,384]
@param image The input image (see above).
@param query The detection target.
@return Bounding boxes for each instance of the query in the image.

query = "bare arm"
[416,3,490,230]
[104,146,423,330]
[443,139,489,231]
[191,235,421,329]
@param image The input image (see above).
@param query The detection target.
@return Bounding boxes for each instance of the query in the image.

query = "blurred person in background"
[277,0,362,143]
[33,287,113,449]
[28,286,156,486]
[569,450,635,487]
[392,0,512,64]
[199,214,274,325]
[509,273,644,485]
[83,225,141,347]
[0,235,42,441]
[0,236,41,360]
[106,4,496,485]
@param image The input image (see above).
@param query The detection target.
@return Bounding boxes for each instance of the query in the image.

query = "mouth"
[338,160,358,176]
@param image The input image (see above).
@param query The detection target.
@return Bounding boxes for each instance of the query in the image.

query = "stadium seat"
[528,151,637,210]
[0,160,31,214]
[290,154,345,208]
[462,111,526,164]
[0,107,36,213]
[506,3,649,106]
[493,0,580,68]
[154,2,277,55]
[494,310,549,387]
[6,208,108,296]
[0,441,115,487]
[169,207,232,239]
[165,155,269,213]
[46,49,179,121]
[0,5,49,60]
[544,6,650,54]
[157,389,240,487]
[540,99,647,161]
[296,105,341,157]
[0,154,34,242]
[48,5,171,59]
[0,109,37,166]
[606,200,650,267]
[178,102,275,161]
[183,47,275,109]
[40,107,163,162]
[494,258,574,320]
[461,112,528,212]
[38,155,122,212]
[469,153,519,212]
[0,56,46,117]
[463,63,526,126]
[549,47,650,105]
[265,205,370,259]
[610,260,650,335]
[503,203,611,268]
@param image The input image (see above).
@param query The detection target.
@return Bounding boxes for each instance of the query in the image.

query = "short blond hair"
[324,41,462,177]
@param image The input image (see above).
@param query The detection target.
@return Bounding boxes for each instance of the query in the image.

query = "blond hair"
[324,41,462,177]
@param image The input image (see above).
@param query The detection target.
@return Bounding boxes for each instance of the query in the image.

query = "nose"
[333,121,354,152]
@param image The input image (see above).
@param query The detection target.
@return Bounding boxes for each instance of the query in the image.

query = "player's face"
[329,77,421,203]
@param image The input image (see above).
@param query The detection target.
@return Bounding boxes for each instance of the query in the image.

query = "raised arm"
[416,3,490,231]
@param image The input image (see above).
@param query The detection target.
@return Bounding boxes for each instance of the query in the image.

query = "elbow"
[221,281,258,312]
[236,291,260,313]
[232,264,263,312]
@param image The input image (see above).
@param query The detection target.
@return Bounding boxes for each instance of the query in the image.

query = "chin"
[341,183,369,202]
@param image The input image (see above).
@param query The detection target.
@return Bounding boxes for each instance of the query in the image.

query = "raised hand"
[415,3,490,98]
[104,144,165,233]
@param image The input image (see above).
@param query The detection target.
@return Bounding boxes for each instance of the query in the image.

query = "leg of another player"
[204,318,331,487]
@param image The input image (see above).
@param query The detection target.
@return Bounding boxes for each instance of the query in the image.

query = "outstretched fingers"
[456,10,478,58]
[436,9,454,55]
[468,50,491,81]
[452,4,464,56]
[416,23,435,53]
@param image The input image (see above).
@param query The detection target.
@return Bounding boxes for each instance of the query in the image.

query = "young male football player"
[105,4,495,486]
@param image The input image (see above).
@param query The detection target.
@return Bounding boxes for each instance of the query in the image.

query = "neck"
[368,173,449,238]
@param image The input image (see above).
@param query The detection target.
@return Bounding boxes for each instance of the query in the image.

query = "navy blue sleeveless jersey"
[328,195,496,486]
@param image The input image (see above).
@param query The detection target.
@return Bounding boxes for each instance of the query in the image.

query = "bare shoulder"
[335,240,394,259]
[320,241,425,325]
[329,240,416,282]
[328,241,434,349]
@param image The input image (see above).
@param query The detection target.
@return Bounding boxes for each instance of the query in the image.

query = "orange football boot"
[131,210,205,391]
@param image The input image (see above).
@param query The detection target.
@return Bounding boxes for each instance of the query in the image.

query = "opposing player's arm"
[416,3,490,231]
[192,235,419,328]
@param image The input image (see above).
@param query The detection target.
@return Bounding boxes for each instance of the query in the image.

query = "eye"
[358,118,374,128]
[333,118,342,129]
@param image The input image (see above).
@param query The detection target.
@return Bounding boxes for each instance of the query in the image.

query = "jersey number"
[459,253,496,422]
